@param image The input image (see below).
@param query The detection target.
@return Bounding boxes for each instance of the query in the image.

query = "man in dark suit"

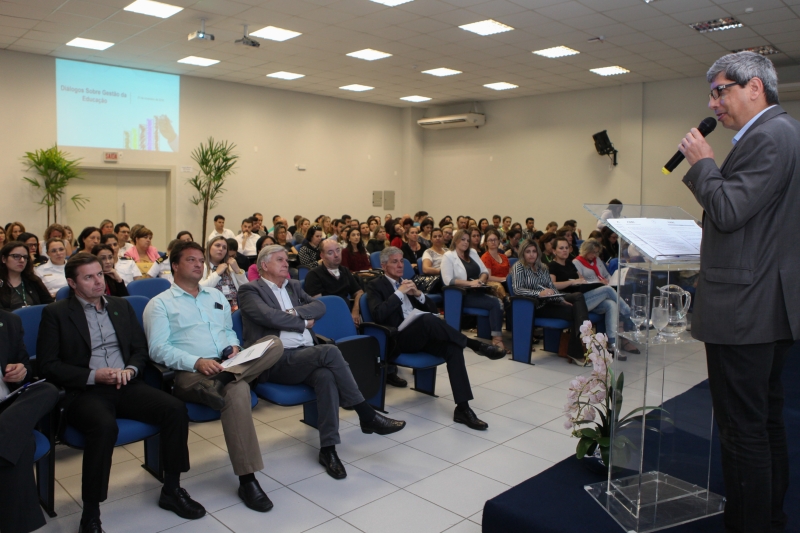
[238,245,406,480]
[366,247,505,432]
[37,253,205,533]
[679,51,800,533]
[0,309,60,533]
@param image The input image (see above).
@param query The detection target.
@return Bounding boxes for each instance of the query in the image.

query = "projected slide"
[56,59,180,152]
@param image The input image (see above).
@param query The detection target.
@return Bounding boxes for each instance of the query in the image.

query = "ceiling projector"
[235,25,260,48]
[188,19,214,41]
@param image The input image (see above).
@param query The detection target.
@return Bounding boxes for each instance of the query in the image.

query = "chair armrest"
[315,334,335,345]
[442,285,467,294]
[144,360,175,391]
[359,322,397,338]
[510,294,540,305]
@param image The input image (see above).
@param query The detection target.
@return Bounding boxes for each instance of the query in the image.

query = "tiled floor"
[39,337,708,533]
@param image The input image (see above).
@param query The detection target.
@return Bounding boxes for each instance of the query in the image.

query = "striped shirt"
[510,261,564,308]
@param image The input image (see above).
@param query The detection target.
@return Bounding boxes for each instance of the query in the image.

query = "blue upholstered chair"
[358,294,446,397]
[127,277,171,299]
[508,257,518,268]
[402,258,415,279]
[12,305,46,360]
[123,295,150,328]
[298,266,309,281]
[55,285,71,301]
[370,252,382,270]
[442,286,492,340]
[607,258,619,276]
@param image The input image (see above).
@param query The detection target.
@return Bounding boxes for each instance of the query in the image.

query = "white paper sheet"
[221,340,274,369]
[607,218,701,262]
[398,308,430,332]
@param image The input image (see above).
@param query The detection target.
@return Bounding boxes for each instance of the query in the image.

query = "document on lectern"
[607,218,701,262]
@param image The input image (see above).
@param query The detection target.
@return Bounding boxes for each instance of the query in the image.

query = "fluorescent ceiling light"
[590,66,629,76]
[484,82,518,90]
[66,38,114,50]
[690,17,743,33]
[459,19,514,36]
[400,95,431,102]
[533,46,579,58]
[249,26,301,41]
[422,67,461,77]
[340,84,374,92]
[123,0,183,18]
[347,48,392,61]
[177,56,219,66]
[267,71,304,80]
[733,44,779,55]
[370,0,413,5]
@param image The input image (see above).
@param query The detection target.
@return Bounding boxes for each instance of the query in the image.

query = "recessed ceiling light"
[123,0,183,18]
[370,0,413,5]
[340,84,374,92]
[422,67,462,77]
[249,26,301,42]
[177,56,219,67]
[484,82,518,90]
[690,17,743,33]
[347,48,392,61]
[533,46,579,58]
[733,44,779,55]
[400,95,431,102]
[459,19,514,36]
[66,37,114,50]
[267,71,304,80]
[590,66,629,76]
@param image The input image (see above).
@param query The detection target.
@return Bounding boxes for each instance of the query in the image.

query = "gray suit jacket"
[683,105,800,344]
[237,277,326,348]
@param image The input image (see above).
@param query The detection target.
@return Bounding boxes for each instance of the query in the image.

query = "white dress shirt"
[385,275,426,319]
[34,261,67,296]
[207,228,236,243]
[263,278,315,349]
[235,232,259,256]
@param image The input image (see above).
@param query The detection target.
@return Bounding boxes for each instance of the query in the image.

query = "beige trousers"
[174,336,283,475]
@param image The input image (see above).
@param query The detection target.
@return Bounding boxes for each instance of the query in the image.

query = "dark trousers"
[705,341,792,533]
[462,292,504,336]
[267,344,365,447]
[0,383,60,533]
[65,380,190,503]
[535,292,589,358]
[396,314,474,404]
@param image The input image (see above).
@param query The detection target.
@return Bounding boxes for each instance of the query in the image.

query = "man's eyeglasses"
[709,82,740,100]
[8,254,28,261]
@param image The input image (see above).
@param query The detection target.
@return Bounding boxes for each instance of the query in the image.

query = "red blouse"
[481,251,510,278]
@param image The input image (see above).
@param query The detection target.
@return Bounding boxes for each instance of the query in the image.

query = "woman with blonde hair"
[201,235,248,311]
[124,226,159,275]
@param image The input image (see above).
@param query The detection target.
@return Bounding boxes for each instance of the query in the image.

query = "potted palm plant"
[188,137,239,241]
[22,145,88,225]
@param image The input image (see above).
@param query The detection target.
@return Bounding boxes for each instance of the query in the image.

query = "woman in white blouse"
[34,238,68,297]
[421,228,447,275]
[441,230,508,353]
[201,235,248,311]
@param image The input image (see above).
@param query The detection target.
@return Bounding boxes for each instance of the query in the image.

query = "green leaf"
[576,436,593,459]
[579,427,599,439]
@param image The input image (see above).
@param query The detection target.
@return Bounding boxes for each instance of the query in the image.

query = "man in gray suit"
[679,51,800,533]
[238,245,406,480]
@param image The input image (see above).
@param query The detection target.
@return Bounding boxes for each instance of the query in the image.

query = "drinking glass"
[630,293,648,339]
[651,296,670,344]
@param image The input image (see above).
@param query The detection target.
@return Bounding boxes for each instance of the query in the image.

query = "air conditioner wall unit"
[417,113,485,130]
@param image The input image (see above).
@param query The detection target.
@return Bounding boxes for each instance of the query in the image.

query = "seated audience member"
[267,215,283,236]
[499,216,512,241]
[478,218,489,235]
[441,225,454,249]
[99,219,114,235]
[38,253,205,532]
[201,236,248,311]
[35,237,69,296]
[511,239,589,361]
[304,239,365,325]
[294,218,311,244]
[367,247,505,430]
[574,240,611,284]
[100,233,141,285]
[208,214,235,242]
[76,226,102,255]
[225,238,251,272]
[367,226,388,254]
[252,213,267,237]
[115,222,133,258]
[5,222,24,242]
[176,230,194,243]
[298,226,324,269]
[545,221,558,233]
[41,223,68,257]
[587,230,602,240]
[504,228,521,259]
[480,229,510,298]
[521,217,537,242]
[247,235,277,281]
[125,226,160,275]
[19,233,47,266]
[92,244,129,297]
[235,217,259,260]
[147,239,180,283]
[599,227,619,263]
[367,217,380,237]
[320,216,333,238]
[467,218,478,230]
[359,222,371,244]
[438,216,452,228]
[0,227,5,249]
[596,199,623,229]
[0,242,53,310]
[538,232,557,264]
[564,219,582,240]
[442,230,508,353]
[390,222,405,249]
[0,309,60,533]
[402,217,414,237]
[548,237,637,354]
[329,219,347,243]
[402,226,428,271]
[421,228,447,276]
[143,242,282,512]
[341,227,371,273]
[273,225,298,256]
[418,218,433,248]
[456,216,468,230]
[286,214,301,237]
[238,245,406,479]
[555,226,577,258]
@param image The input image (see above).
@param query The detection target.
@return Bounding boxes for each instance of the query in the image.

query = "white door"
[64,169,169,250]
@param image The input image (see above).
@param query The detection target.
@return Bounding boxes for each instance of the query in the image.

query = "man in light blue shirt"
[144,241,283,514]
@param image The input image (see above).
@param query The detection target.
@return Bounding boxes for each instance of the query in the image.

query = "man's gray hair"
[707,51,779,105]
[380,246,403,265]
[257,244,287,271]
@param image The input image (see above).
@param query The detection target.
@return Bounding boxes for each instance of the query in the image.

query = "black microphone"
[662,117,717,174]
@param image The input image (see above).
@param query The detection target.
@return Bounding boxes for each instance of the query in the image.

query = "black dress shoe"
[360,412,406,435]
[183,379,225,410]
[477,343,506,360]
[453,406,489,430]
[159,487,206,519]
[238,480,273,512]
[78,517,102,533]
[386,373,407,388]
[319,448,347,479]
